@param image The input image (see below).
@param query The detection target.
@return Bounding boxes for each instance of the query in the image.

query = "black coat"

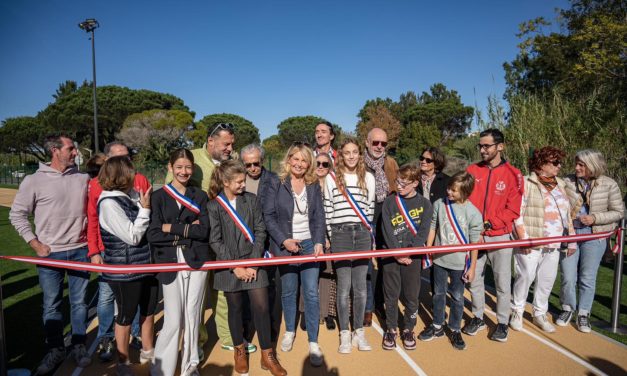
[147,186,210,284]
[417,172,450,204]
[262,175,326,257]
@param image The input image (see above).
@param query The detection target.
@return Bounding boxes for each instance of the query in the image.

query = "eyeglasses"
[245,162,261,168]
[316,161,330,168]
[371,140,388,147]
[419,156,434,163]
[209,122,235,137]
[549,160,562,167]
[477,143,499,150]
[396,179,414,188]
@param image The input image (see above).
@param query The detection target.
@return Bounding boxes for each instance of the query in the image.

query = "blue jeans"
[559,227,607,316]
[37,247,90,349]
[97,279,141,340]
[433,264,464,331]
[279,239,320,342]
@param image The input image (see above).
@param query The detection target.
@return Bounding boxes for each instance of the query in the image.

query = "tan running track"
[0,187,16,207]
[54,269,627,376]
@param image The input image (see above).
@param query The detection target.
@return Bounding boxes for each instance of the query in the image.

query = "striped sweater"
[323,172,376,235]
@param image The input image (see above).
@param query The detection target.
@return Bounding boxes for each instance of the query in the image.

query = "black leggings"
[108,277,158,326]
[225,287,271,350]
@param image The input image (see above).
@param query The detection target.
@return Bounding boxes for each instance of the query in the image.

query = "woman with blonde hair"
[558,149,625,332]
[263,142,326,366]
[324,137,375,353]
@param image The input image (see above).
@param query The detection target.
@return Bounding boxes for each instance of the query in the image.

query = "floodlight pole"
[78,18,100,153]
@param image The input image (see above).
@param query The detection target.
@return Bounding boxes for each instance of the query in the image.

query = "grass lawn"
[0,206,98,370]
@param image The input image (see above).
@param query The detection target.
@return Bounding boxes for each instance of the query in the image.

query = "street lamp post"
[78,18,100,152]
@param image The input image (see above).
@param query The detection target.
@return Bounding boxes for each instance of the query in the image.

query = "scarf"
[537,174,558,192]
[364,152,388,203]
[421,173,436,197]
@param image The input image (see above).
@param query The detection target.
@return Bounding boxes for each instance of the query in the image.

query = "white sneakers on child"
[338,330,352,354]
[309,342,324,367]
[281,331,296,352]
[352,328,372,351]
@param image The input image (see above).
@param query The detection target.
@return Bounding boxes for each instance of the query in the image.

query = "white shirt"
[292,188,311,240]
[98,190,151,246]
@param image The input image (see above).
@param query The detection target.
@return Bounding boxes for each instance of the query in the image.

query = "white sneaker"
[309,342,323,367]
[533,314,556,333]
[280,331,296,352]
[352,328,372,351]
[139,348,154,364]
[338,330,352,354]
[509,311,523,331]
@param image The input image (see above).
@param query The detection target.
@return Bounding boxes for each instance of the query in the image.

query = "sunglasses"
[549,160,562,166]
[210,122,235,137]
[419,156,434,163]
[245,162,261,168]
[477,143,499,150]
[316,161,330,168]
[371,140,388,147]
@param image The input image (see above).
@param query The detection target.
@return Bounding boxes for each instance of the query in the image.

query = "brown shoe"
[260,348,287,376]
[363,312,373,327]
[234,344,249,374]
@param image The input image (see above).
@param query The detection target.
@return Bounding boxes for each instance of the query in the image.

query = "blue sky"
[0,0,568,140]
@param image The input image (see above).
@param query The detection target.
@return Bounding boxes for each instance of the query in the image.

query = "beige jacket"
[564,174,625,233]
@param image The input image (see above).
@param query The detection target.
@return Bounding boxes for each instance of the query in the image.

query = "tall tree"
[355,104,402,149]
[0,117,49,161]
[276,116,338,148]
[189,113,260,152]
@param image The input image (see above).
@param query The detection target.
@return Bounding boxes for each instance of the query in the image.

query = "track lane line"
[371,320,428,376]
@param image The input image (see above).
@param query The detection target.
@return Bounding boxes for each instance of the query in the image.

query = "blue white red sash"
[163,183,201,214]
[395,194,431,268]
[215,194,255,244]
[444,198,471,273]
[330,172,374,241]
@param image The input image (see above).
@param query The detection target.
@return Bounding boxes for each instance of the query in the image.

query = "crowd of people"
[8,123,625,376]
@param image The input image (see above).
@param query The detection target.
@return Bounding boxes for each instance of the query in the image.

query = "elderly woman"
[510,147,576,333]
[558,149,625,333]
[417,147,450,204]
[263,143,326,367]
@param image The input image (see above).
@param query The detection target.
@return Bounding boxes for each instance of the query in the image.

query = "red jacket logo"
[495,181,506,194]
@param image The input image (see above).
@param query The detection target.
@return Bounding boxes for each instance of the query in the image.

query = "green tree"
[395,122,441,165]
[190,113,260,151]
[37,85,192,151]
[276,116,338,148]
[117,109,194,164]
[355,104,402,149]
[0,117,50,161]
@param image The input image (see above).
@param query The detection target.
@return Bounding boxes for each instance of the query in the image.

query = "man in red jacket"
[87,141,151,361]
[462,129,523,343]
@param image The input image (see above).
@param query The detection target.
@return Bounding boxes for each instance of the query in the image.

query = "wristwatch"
[483,221,493,231]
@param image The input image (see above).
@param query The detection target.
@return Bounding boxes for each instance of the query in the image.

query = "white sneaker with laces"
[280,331,296,352]
[533,314,556,333]
[309,342,323,367]
[352,328,372,351]
[338,330,352,354]
[139,348,154,364]
[509,311,523,331]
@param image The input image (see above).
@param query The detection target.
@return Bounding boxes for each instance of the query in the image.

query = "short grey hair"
[240,144,265,161]
[575,149,607,178]
[103,141,129,157]
[43,133,72,157]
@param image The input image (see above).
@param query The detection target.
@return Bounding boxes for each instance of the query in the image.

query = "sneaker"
[556,310,574,327]
[509,311,523,331]
[221,341,256,353]
[70,344,92,368]
[352,328,372,351]
[462,317,486,336]
[490,323,509,342]
[280,331,296,352]
[116,361,134,376]
[577,314,591,333]
[418,324,445,341]
[139,348,154,365]
[450,331,466,350]
[36,347,66,375]
[245,341,257,353]
[129,336,142,351]
[97,337,115,362]
[401,330,416,350]
[309,342,323,367]
[382,330,397,350]
[533,314,556,333]
[338,330,352,354]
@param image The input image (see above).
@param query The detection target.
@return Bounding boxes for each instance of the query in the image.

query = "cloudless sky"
[0,0,569,140]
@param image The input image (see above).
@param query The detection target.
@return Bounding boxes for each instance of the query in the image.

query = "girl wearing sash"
[323,137,376,354]
[208,160,286,376]
[263,143,326,367]
[380,164,432,350]
[419,172,482,350]
[148,149,210,376]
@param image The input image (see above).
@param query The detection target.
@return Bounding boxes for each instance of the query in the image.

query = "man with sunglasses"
[363,127,399,327]
[314,121,338,164]
[463,128,523,343]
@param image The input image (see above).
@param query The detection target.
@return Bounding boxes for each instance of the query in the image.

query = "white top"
[98,190,151,246]
[292,188,311,240]
[324,171,376,235]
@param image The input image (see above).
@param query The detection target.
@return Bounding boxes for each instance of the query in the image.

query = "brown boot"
[363,311,373,327]
[234,344,249,374]
[260,348,287,376]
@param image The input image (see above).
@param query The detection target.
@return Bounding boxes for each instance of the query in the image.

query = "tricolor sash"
[215,194,255,244]
[444,198,471,273]
[163,183,201,214]
[395,194,431,268]
[330,172,375,241]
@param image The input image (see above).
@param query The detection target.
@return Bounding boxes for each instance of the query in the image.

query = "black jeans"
[381,257,421,331]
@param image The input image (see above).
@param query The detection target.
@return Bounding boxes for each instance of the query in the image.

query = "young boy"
[380,164,433,350]
[418,171,483,350]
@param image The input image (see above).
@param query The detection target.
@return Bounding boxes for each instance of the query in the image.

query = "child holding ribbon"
[207,160,287,376]
[418,171,483,350]
[380,164,433,350]
[148,149,210,376]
